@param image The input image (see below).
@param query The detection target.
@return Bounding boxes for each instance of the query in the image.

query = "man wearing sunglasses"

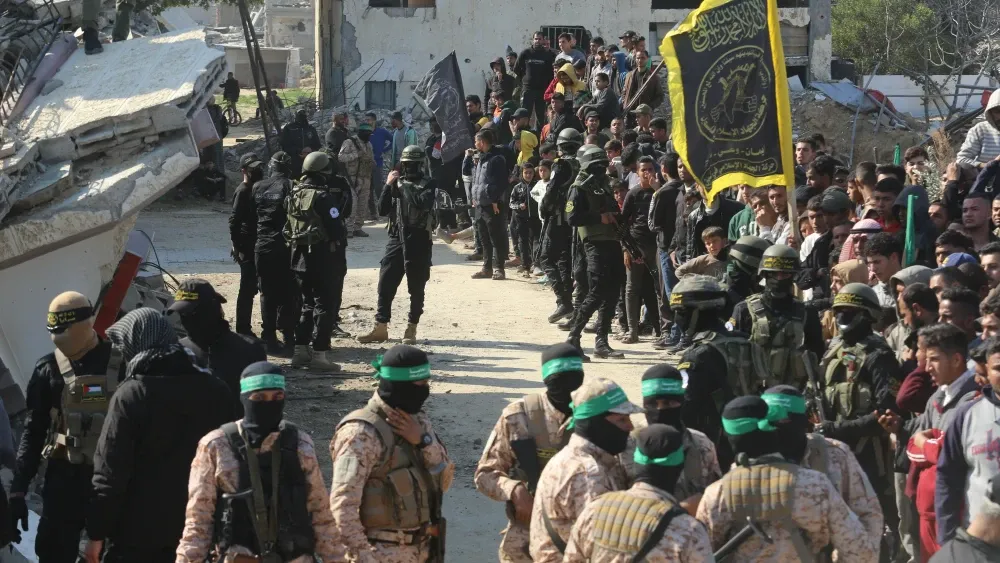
[9,291,125,561]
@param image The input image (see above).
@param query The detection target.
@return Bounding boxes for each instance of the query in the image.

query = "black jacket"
[929,528,1000,563]
[222,78,240,102]
[649,180,684,251]
[676,197,744,262]
[485,57,516,113]
[252,171,294,254]
[514,46,556,90]
[462,148,508,207]
[797,229,833,300]
[289,174,352,272]
[230,181,257,255]
[181,327,265,418]
[546,109,585,145]
[88,350,233,550]
[279,122,321,159]
[576,88,620,129]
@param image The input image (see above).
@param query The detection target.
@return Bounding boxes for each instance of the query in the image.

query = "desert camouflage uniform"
[474,394,571,562]
[176,421,344,562]
[802,433,884,552]
[620,428,722,500]
[563,482,715,562]
[339,135,375,231]
[529,433,629,562]
[696,459,878,563]
[329,393,454,563]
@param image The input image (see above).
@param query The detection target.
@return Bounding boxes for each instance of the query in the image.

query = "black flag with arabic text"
[414,52,475,163]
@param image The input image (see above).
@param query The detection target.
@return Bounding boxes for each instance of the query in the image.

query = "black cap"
[240,153,262,170]
[635,423,684,459]
[585,110,600,120]
[619,30,637,39]
[168,278,227,315]
[391,111,404,121]
[821,188,854,213]
[513,108,530,119]
[794,185,817,204]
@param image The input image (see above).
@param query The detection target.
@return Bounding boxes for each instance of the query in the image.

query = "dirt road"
[138,200,668,561]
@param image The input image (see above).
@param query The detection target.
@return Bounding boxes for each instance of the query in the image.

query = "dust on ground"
[136,200,667,562]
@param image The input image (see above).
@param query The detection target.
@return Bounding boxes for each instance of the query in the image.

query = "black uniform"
[290,174,352,352]
[229,180,258,335]
[620,185,661,332]
[181,328,265,418]
[375,175,436,324]
[565,171,623,341]
[540,157,577,308]
[13,340,121,562]
[279,122,321,178]
[509,179,534,270]
[252,170,297,342]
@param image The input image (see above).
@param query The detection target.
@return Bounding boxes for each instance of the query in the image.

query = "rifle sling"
[238,427,280,553]
[631,506,688,563]
[541,508,567,554]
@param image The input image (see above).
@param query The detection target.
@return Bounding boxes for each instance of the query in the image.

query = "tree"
[832,0,937,78]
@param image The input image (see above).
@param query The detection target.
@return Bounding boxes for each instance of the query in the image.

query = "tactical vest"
[720,460,815,561]
[509,394,570,489]
[337,400,437,533]
[43,348,122,465]
[214,422,315,560]
[803,433,830,484]
[822,335,886,421]
[283,182,329,246]
[590,491,685,560]
[396,178,437,233]
[693,331,769,408]
[571,173,617,242]
[674,430,706,499]
[746,295,809,388]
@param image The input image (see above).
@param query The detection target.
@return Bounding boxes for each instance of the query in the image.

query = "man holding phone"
[463,129,510,280]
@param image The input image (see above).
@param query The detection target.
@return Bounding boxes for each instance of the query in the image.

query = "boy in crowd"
[675,226,729,280]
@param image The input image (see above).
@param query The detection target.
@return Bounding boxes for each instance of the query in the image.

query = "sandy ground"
[137,199,670,562]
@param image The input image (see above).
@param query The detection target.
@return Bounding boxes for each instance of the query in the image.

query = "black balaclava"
[375,344,432,414]
[762,272,795,303]
[835,307,872,344]
[727,265,756,297]
[403,161,423,181]
[722,395,781,462]
[762,385,809,463]
[673,305,721,337]
[295,110,308,125]
[587,163,608,179]
[572,380,636,456]
[575,416,630,455]
[240,361,286,448]
[633,423,686,494]
[179,302,228,346]
[357,130,372,142]
[541,343,585,416]
[641,364,686,431]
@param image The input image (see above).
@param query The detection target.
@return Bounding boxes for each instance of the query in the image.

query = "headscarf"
[831,259,869,287]
[839,219,882,263]
[106,307,185,379]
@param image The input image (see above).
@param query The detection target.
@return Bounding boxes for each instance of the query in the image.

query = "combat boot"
[557,318,572,331]
[357,322,389,344]
[264,338,290,358]
[566,337,591,363]
[619,329,639,344]
[547,303,574,324]
[310,350,342,372]
[402,323,418,345]
[584,321,597,334]
[83,28,103,55]
[666,334,693,354]
[291,345,311,368]
[594,336,625,359]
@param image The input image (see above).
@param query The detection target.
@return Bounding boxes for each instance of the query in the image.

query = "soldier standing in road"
[339,123,376,239]
[541,129,584,325]
[285,151,351,371]
[474,343,585,562]
[9,292,122,562]
[280,110,322,179]
[229,153,265,337]
[721,235,771,314]
[563,424,715,562]
[816,282,904,555]
[357,146,438,346]
[697,396,879,563]
[329,344,453,563]
[564,145,626,359]
[175,361,344,562]
[762,385,885,550]
[529,378,643,562]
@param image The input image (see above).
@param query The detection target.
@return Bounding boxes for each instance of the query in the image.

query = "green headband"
[722,416,777,436]
[634,448,685,467]
[240,374,286,393]
[762,393,807,418]
[542,357,583,380]
[641,378,685,397]
[371,355,431,381]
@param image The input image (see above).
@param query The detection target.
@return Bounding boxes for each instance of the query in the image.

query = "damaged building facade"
[337,0,831,111]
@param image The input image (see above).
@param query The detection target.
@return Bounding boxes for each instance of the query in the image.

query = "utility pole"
[315,0,345,108]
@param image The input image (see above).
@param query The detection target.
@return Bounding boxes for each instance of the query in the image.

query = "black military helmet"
[577,144,609,170]
[758,244,800,274]
[269,150,291,167]
[400,145,425,163]
[832,282,881,319]
[729,235,771,273]
[557,128,584,151]
[302,151,332,175]
[670,275,727,311]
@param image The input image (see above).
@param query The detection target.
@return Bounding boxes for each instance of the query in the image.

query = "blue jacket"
[369,127,392,169]
[462,148,508,207]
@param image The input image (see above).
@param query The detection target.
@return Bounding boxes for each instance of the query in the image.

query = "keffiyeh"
[106,308,183,378]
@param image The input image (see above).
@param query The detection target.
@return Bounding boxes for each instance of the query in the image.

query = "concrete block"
[10,161,73,213]
[0,143,39,175]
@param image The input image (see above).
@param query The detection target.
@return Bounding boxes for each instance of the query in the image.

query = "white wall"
[862,74,995,118]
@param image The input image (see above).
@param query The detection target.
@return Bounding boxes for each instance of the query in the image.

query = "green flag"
[903,193,916,266]
[893,143,901,165]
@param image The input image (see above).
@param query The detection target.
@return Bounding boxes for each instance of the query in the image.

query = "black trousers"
[294,245,341,351]
[255,248,297,340]
[520,88,547,127]
[235,254,257,335]
[510,213,533,269]
[572,231,589,309]
[376,234,432,324]
[625,243,662,332]
[541,222,573,305]
[568,240,625,339]
[36,459,91,563]
[475,204,508,271]
[102,545,175,563]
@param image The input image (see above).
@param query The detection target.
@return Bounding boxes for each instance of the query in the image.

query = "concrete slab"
[15,28,225,162]
[9,161,72,213]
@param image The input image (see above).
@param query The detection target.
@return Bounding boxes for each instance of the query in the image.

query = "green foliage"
[832,0,937,77]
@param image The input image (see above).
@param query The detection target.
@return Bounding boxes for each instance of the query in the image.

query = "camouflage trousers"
[351,540,431,563]
[499,521,532,563]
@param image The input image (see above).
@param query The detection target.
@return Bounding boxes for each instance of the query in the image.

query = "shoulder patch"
[332,455,359,485]
[565,201,575,213]
[677,362,691,370]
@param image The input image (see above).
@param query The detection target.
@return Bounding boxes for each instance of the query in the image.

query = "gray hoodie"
[957,90,1000,166]
[884,265,934,363]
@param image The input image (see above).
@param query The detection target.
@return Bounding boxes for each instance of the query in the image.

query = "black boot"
[557,318,572,331]
[594,335,625,359]
[567,337,591,363]
[83,27,103,55]
[584,321,597,334]
[666,333,693,354]
[264,338,291,358]
[547,303,574,324]
[330,324,352,339]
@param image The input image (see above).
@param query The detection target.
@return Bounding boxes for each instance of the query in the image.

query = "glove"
[9,495,27,542]
[813,420,835,435]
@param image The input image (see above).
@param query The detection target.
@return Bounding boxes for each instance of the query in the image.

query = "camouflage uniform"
[528,433,630,562]
[340,135,376,232]
[329,392,454,563]
[802,433,885,552]
[696,457,878,563]
[175,421,344,562]
[474,393,571,563]
[621,428,722,499]
[563,482,715,562]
